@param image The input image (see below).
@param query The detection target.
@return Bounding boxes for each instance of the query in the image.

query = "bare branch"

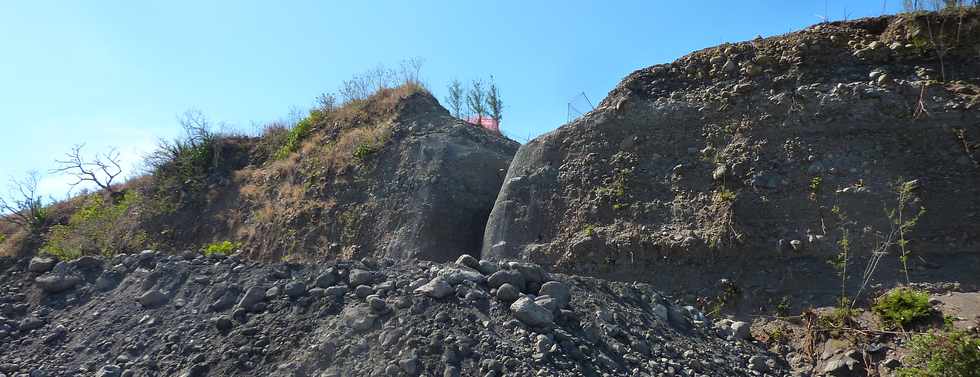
[51,144,123,194]
[0,171,47,233]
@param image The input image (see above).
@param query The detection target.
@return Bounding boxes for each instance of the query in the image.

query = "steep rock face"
[239,91,519,263]
[484,13,980,304]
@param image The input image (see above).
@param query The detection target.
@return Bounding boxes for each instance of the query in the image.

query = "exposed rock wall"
[483,13,980,305]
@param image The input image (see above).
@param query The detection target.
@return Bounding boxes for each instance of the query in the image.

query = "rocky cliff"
[483,12,980,307]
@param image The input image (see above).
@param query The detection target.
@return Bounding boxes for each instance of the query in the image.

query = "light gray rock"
[348,269,373,287]
[137,290,168,308]
[95,365,122,377]
[731,321,751,339]
[510,296,554,327]
[28,256,57,273]
[455,254,479,269]
[437,266,485,285]
[237,286,266,311]
[414,277,453,299]
[34,273,81,293]
[538,281,570,308]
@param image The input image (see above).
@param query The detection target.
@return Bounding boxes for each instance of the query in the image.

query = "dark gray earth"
[0,252,786,377]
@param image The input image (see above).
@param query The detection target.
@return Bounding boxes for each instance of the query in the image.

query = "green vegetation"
[891,179,927,285]
[0,171,49,236]
[274,117,314,160]
[352,141,382,161]
[714,187,736,202]
[819,305,858,329]
[146,110,219,201]
[873,288,933,329]
[897,329,980,377]
[808,176,822,202]
[202,240,241,256]
[42,192,147,260]
[581,224,595,237]
[0,234,6,243]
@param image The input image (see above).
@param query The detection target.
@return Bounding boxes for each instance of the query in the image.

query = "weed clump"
[202,240,240,257]
[872,288,932,329]
[41,192,148,260]
[897,329,980,377]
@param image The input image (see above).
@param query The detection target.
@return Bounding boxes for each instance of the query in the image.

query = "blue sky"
[1,0,903,197]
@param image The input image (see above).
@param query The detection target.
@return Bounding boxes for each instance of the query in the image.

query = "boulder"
[495,283,519,302]
[137,290,168,308]
[28,256,57,273]
[510,296,554,327]
[414,277,453,299]
[487,270,525,291]
[34,273,81,293]
[538,281,570,308]
[237,286,267,311]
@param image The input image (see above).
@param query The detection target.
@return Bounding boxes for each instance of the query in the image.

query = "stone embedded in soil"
[237,286,267,311]
[538,281,570,308]
[487,270,525,291]
[510,296,554,327]
[136,290,168,308]
[414,277,453,299]
[28,256,57,273]
[34,273,81,293]
[495,283,519,302]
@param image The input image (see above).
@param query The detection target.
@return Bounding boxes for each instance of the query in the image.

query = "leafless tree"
[316,93,338,111]
[466,79,487,123]
[445,79,464,118]
[52,144,123,195]
[398,57,424,86]
[486,75,504,126]
[0,171,48,234]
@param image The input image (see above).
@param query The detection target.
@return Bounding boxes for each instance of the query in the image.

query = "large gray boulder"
[510,296,554,327]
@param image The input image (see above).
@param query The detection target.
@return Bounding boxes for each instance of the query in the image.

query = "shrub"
[41,191,147,260]
[897,329,980,377]
[202,240,240,256]
[873,288,933,328]
[273,117,314,160]
[145,110,219,201]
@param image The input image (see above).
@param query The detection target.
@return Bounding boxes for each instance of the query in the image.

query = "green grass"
[274,117,314,160]
[41,192,147,260]
[352,142,381,161]
[873,288,932,329]
[897,329,980,377]
[202,240,241,257]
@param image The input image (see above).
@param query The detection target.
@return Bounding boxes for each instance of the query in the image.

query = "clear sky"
[1,0,903,197]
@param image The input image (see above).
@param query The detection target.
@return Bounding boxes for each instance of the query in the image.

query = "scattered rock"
[284,281,307,298]
[137,290,168,308]
[495,283,519,302]
[487,270,525,291]
[510,296,554,327]
[238,286,267,311]
[34,273,81,293]
[28,257,57,273]
[455,254,479,269]
[538,281,570,308]
[414,277,453,299]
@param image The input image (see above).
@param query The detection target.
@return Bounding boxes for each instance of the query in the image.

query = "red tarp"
[466,116,499,132]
